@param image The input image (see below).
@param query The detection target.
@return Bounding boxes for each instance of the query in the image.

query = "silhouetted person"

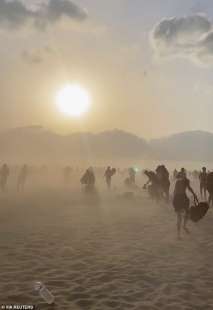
[17,164,29,192]
[173,172,198,240]
[180,167,187,178]
[0,164,10,192]
[104,166,111,189]
[104,166,116,190]
[207,171,213,207]
[124,168,137,190]
[81,167,96,193]
[199,167,208,200]
[156,165,170,202]
[63,166,72,185]
[144,170,160,201]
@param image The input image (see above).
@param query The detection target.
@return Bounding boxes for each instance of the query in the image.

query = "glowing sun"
[56,84,91,117]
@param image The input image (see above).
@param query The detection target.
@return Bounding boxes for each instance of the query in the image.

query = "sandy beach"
[1,185,213,310]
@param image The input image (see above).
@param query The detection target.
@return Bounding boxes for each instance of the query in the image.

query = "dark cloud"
[46,0,87,22]
[153,15,210,46]
[0,0,34,27]
[151,14,213,65]
[0,0,87,29]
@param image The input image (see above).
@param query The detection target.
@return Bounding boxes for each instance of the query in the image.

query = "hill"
[1,127,213,163]
[150,130,213,161]
[0,127,150,163]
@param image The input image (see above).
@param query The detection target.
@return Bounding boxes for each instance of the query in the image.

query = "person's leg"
[155,187,161,202]
[156,186,162,201]
[200,183,203,198]
[107,178,110,190]
[208,192,212,206]
[148,185,153,200]
[204,186,207,200]
[183,210,190,234]
[165,186,170,203]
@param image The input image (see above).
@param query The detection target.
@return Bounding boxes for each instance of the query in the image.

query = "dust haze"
[1,157,213,309]
[1,0,213,309]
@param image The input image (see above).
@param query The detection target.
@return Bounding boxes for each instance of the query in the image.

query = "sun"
[56,84,91,118]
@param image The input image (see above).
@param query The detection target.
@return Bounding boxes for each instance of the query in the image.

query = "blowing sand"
[1,187,213,310]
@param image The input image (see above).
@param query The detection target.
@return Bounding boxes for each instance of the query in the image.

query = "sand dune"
[1,186,213,309]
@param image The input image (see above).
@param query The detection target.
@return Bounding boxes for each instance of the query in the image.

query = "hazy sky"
[1,0,213,138]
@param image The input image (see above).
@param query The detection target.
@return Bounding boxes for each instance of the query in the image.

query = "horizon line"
[0,125,213,141]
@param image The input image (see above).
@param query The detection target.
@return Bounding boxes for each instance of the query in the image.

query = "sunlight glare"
[56,84,91,118]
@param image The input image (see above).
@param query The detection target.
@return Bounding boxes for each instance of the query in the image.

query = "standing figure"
[104,166,116,190]
[156,165,170,202]
[81,167,96,193]
[124,168,137,190]
[199,167,208,200]
[124,168,137,189]
[173,172,198,240]
[207,172,213,207]
[0,164,10,192]
[129,168,136,185]
[143,170,161,201]
[17,164,29,192]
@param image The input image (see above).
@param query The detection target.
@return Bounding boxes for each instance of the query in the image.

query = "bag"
[190,201,209,223]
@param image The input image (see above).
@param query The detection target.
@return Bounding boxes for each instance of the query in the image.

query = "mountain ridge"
[0,127,213,162]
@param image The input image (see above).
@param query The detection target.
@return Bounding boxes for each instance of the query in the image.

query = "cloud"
[45,0,86,22]
[197,31,213,63]
[0,0,34,27]
[0,0,87,29]
[151,14,213,65]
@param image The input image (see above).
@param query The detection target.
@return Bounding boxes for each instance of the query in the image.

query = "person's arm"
[187,180,198,202]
